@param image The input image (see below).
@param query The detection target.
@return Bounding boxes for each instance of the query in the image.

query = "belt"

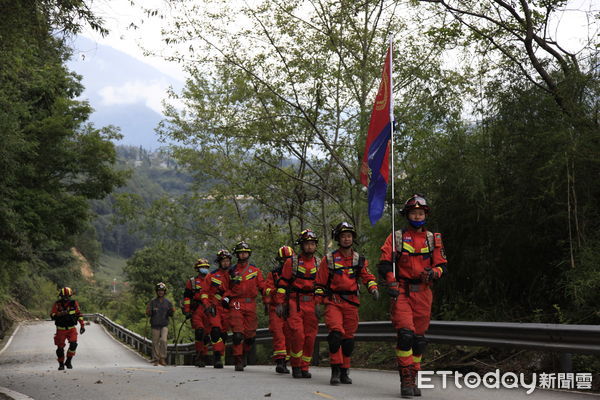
[233,297,255,303]
[56,326,76,330]
[397,278,427,296]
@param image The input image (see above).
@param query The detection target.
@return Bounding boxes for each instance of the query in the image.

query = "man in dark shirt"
[146,282,174,366]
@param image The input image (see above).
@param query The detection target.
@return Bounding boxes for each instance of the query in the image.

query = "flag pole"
[388,35,396,280]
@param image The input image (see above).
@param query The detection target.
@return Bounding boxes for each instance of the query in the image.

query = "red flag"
[360,46,393,224]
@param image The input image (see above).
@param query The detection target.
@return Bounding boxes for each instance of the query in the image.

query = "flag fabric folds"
[360,46,392,225]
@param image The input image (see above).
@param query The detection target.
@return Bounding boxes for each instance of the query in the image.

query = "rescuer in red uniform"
[378,194,447,398]
[201,249,233,368]
[315,222,379,385]
[264,245,294,374]
[184,258,210,367]
[225,241,265,371]
[275,229,320,379]
[50,287,85,370]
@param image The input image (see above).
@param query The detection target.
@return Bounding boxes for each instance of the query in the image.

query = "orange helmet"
[275,245,294,262]
[58,287,73,298]
[194,258,210,269]
[296,229,318,245]
[400,194,430,215]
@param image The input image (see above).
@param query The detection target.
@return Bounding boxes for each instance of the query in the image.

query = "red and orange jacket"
[201,268,230,307]
[224,261,266,301]
[51,299,84,329]
[315,249,377,306]
[275,254,319,304]
[379,228,447,285]
[263,267,283,306]
[183,274,208,313]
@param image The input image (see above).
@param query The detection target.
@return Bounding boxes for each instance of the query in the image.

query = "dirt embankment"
[0,300,34,340]
[70,247,94,281]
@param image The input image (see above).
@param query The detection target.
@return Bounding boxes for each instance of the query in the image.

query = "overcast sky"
[81,0,599,85]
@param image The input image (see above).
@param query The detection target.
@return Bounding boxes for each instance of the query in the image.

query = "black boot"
[301,369,312,378]
[330,365,341,385]
[292,366,303,379]
[213,352,223,369]
[340,368,352,384]
[400,366,415,398]
[195,353,205,367]
[65,357,73,369]
[282,360,290,374]
[275,358,286,374]
[58,362,65,371]
[412,365,421,396]
[234,355,244,371]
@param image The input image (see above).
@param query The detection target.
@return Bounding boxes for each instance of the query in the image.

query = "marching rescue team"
[52,194,447,398]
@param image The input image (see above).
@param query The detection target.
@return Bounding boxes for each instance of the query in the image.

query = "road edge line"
[0,386,35,400]
[96,320,149,362]
[0,322,21,356]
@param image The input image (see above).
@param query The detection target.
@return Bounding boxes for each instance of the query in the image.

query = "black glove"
[184,312,192,320]
[205,305,217,317]
[387,287,400,298]
[79,326,86,334]
[221,297,230,309]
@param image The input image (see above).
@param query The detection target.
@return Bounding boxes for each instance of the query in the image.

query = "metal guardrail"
[85,314,600,368]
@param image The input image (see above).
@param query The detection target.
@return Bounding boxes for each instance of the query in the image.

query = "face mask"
[409,219,426,228]
[199,268,209,275]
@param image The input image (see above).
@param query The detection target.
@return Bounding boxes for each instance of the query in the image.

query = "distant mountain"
[66,36,183,150]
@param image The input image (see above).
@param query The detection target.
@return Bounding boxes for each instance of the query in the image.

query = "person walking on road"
[264,245,294,374]
[225,241,266,371]
[183,258,210,367]
[275,229,320,379]
[377,194,448,398]
[201,249,233,368]
[315,222,379,385]
[50,287,85,370]
[146,282,175,366]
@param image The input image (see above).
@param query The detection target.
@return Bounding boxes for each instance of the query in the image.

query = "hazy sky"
[81,0,599,85]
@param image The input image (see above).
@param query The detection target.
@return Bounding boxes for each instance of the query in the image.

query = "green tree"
[0,0,124,304]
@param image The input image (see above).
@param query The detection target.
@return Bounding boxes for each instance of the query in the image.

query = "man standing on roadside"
[146,282,175,366]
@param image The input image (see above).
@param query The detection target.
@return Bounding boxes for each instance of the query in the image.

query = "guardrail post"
[312,339,320,366]
[559,353,573,373]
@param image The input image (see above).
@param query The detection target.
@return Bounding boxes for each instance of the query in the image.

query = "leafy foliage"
[0,0,124,312]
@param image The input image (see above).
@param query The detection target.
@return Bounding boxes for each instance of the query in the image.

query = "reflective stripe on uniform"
[290,350,303,358]
[246,271,258,280]
[57,326,76,330]
[396,349,413,358]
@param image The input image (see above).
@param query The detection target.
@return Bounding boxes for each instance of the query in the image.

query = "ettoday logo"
[417,370,593,394]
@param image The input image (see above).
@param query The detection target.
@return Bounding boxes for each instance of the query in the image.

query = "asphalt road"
[0,321,596,400]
